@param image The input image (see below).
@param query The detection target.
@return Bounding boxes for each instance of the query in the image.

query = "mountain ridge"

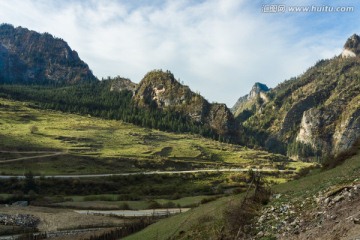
[237,35,360,160]
[0,23,96,84]
[0,23,359,161]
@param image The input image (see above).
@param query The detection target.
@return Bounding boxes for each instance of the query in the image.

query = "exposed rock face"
[231,82,269,117]
[296,108,331,154]
[249,82,269,99]
[134,70,194,108]
[341,49,356,58]
[134,70,237,136]
[333,104,360,154]
[110,77,138,94]
[0,23,96,84]
[207,103,236,136]
[343,34,360,55]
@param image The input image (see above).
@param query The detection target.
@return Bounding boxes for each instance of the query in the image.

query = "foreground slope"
[125,140,360,240]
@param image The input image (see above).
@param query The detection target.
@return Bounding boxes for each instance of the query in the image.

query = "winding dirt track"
[0,168,286,179]
[0,151,65,163]
[0,151,287,178]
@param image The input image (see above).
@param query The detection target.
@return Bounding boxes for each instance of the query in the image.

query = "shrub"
[224,198,260,237]
[147,200,161,209]
[223,171,271,238]
[119,202,131,210]
[162,201,176,208]
[200,196,219,204]
[29,125,38,134]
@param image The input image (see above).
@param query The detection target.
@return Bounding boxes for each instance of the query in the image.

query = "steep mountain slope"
[0,23,96,84]
[237,34,360,160]
[133,70,237,137]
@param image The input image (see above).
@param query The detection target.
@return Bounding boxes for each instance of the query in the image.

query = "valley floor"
[0,205,127,232]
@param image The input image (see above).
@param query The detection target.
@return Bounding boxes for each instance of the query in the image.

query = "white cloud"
[0,0,359,106]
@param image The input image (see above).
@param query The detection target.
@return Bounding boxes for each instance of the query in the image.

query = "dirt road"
[0,168,286,179]
[0,151,65,163]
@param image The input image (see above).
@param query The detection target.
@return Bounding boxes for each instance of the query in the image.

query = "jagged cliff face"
[342,34,360,56]
[0,24,96,84]
[238,34,360,159]
[231,82,269,118]
[134,70,237,136]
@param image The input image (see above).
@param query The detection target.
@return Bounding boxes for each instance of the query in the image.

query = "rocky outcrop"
[0,23,96,84]
[134,70,195,108]
[254,183,360,239]
[206,103,236,136]
[232,82,269,117]
[280,84,335,135]
[295,108,333,155]
[333,107,360,154]
[341,49,356,58]
[134,70,237,136]
[110,77,138,95]
[0,213,39,227]
[343,34,360,56]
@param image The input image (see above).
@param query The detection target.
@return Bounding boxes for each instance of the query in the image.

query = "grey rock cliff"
[134,70,237,136]
[0,23,96,84]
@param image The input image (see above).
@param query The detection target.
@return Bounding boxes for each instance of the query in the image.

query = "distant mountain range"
[0,23,359,161]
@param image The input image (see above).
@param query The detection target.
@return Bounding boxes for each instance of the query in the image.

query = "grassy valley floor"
[0,98,318,239]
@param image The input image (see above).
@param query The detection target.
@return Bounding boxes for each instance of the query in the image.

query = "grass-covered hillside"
[0,98,312,176]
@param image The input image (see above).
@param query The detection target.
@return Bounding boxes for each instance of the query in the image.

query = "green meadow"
[0,98,314,176]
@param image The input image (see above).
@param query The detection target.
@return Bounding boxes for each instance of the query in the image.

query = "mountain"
[0,23,96,84]
[1,23,359,160]
[231,82,269,118]
[237,34,360,160]
[109,76,138,95]
[0,24,236,140]
[133,70,237,137]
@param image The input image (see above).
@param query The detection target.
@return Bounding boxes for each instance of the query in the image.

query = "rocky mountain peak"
[231,82,269,116]
[0,23,96,84]
[134,70,191,108]
[134,69,237,136]
[342,33,360,58]
[249,82,269,99]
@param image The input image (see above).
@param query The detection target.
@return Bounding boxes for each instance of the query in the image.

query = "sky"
[0,0,359,106]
